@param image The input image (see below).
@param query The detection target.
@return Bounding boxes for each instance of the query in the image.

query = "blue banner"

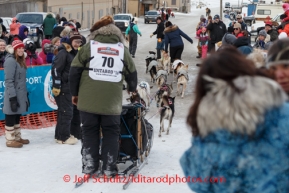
[0,65,57,120]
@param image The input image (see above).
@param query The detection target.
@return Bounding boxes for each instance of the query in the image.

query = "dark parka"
[3,46,29,115]
[43,14,57,36]
[70,24,137,115]
[267,29,279,42]
[206,21,227,44]
[52,43,77,92]
[152,21,165,39]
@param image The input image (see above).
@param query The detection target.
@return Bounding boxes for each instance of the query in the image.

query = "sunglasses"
[234,28,240,30]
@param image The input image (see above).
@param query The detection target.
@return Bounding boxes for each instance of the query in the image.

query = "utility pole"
[220,0,222,19]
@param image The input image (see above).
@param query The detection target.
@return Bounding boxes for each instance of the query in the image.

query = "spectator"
[196,15,207,58]
[264,20,278,42]
[69,15,137,177]
[234,32,253,55]
[233,23,244,38]
[39,39,52,64]
[23,38,43,66]
[253,30,271,50]
[206,14,227,52]
[18,25,28,41]
[43,13,57,39]
[52,32,83,144]
[181,46,289,193]
[0,39,7,68]
[206,8,211,17]
[236,14,247,31]
[3,40,30,148]
[150,16,165,60]
[267,38,289,94]
[51,37,61,47]
[55,14,61,24]
[125,17,142,58]
[164,21,193,63]
[10,17,21,36]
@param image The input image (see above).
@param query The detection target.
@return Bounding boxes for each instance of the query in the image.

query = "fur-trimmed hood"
[197,75,287,137]
[86,15,125,44]
[164,25,178,34]
[87,24,125,45]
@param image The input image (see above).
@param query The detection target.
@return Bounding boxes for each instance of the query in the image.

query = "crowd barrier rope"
[0,65,57,135]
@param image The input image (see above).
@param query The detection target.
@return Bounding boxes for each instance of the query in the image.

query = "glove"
[32,54,37,59]
[52,87,61,96]
[150,34,154,38]
[9,97,19,112]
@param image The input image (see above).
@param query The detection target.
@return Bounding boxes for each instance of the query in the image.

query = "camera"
[23,38,36,54]
[44,43,54,54]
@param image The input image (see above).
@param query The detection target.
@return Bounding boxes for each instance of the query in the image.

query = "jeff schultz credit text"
[63,174,226,185]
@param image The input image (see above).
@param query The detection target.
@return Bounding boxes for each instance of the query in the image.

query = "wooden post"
[137,107,142,159]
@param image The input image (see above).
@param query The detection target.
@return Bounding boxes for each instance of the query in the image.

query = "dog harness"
[177,69,189,80]
[147,60,158,72]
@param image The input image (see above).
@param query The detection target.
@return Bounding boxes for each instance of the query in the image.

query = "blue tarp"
[248,4,257,16]
[0,65,57,120]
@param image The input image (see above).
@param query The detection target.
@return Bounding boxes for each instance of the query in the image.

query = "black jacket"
[153,22,165,39]
[52,43,78,92]
[207,21,227,43]
[267,29,279,42]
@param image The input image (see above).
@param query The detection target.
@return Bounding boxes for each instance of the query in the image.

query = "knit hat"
[213,14,220,20]
[70,32,82,43]
[12,40,24,50]
[233,23,242,29]
[259,29,267,37]
[282,3,289,12]
[222,33,237,46]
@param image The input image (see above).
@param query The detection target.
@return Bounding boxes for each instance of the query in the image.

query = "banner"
[0,65,57,120]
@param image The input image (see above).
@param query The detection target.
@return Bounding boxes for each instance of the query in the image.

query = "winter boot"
[15,124,30,144]
[57,135,78,145]
[196,53,202,58]
[5,126,23,148]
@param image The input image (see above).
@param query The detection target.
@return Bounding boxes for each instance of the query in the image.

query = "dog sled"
[117,104,154,189]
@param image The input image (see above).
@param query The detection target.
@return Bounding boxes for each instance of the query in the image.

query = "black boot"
[157,49,161,59]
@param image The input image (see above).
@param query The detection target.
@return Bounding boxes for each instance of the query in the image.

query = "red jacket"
[236,33,244,38]
[38,39,51,64]
[278,23,289,37]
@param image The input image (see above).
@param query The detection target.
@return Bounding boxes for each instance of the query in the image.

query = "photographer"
[23,38,43,66]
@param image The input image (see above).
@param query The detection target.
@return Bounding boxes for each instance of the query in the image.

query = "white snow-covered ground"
[0,7,221,193]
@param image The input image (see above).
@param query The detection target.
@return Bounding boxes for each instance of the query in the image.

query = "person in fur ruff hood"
[181,46,289,193]
[164,21,193,63]
[70,15,137,177]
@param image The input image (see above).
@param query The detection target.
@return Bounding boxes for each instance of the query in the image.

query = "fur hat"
[282,3,289,11]
[259,29,267,37]
[90,15,114,33]
[70,32,82,43]
[12,40,24,50]
[266,39,289,68]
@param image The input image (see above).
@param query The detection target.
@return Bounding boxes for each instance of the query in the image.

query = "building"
[48,0,125,29]
[0,0,46,17]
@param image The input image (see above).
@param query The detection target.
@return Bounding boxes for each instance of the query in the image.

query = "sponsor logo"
[97,47,119,56]
[44,70,57,110]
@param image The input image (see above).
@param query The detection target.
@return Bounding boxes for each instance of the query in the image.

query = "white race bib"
[89,41,124,82]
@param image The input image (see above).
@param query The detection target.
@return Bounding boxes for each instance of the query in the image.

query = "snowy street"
[0,7,223,193]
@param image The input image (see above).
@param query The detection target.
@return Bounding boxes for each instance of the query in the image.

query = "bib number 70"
[102,56,114,68]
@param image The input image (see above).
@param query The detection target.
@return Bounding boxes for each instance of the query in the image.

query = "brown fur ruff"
[164,25,178,34]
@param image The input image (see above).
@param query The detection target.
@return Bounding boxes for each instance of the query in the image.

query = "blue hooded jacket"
[18,25,28,41]
[180,76,289,193]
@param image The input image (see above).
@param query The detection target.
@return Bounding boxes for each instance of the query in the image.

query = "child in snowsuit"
[282,3,289,22]
[198,27,209,59]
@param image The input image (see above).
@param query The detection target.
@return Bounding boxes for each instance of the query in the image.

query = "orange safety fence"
[0,110,57,136]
